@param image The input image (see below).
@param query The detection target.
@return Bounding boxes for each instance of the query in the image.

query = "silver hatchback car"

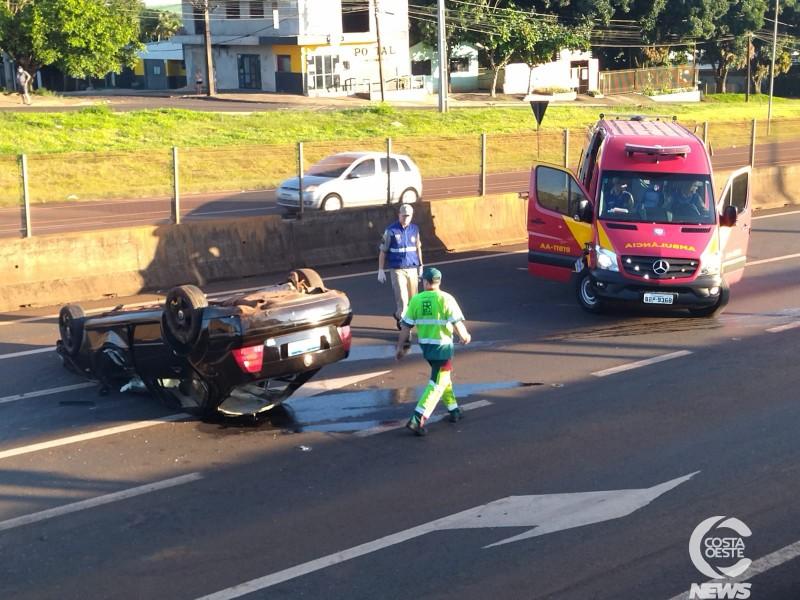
[276,151,423,211]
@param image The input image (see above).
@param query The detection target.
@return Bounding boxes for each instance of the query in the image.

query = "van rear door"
[717,166,751,285]
[528,165,593,282]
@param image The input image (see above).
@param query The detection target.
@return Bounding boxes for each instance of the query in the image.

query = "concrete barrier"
[0,162,796,313]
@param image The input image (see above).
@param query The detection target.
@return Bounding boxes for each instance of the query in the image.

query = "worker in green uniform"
[396,266,471,436]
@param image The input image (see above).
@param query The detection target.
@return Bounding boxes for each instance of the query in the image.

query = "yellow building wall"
[271,45,303,73]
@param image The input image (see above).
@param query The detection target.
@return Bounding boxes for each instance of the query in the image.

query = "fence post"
[563,129,570,168]
[297,141,304,218]
[702,121,709,148]
[480,133,487,197]
[19,154,32,238]
[172,146,181,225]
[386,137,392,204]
[750,119,757,168]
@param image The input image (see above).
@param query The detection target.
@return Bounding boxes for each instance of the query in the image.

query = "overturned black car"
[57,269,352,418]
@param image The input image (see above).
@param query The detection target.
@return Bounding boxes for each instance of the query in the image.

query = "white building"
[173,0,412,96]
[410,42,479,94]
[502,49,598,95]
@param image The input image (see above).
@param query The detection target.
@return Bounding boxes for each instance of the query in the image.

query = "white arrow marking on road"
[195,472,699,600]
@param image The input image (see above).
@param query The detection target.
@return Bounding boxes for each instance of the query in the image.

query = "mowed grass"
[1,95,800,207]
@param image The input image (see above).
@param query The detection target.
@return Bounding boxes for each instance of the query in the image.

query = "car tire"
[575,270,605,314]
[321,194,343,211]
[58,304,86,357]
[688,284,730,318]
[399,188,419,204]
[289,268,326,293]
[163,284,208,354]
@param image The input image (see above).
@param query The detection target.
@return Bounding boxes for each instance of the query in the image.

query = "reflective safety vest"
[385,222,420,269]
[402,289,465,361]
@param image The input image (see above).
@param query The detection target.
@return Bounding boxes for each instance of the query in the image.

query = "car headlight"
[595,245,619,272]
[700,250,721,276]
[302,185,318,194]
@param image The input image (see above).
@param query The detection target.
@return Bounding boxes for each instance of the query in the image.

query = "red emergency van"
[527,115,751,316]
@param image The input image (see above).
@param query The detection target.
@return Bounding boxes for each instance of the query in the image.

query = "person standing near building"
[194,69,204,95]
[377,203,423,330]
[396,267,471,436]
[16,66,32,105]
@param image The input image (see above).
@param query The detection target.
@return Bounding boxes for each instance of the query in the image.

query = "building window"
[249,1,264,18]
[308,55,341,90]
[411,60,431,76]
[450,57,470,73]
[193,7,205,34]
[342,0,369,33]
[277,55,291,72]
[226,1,240,19]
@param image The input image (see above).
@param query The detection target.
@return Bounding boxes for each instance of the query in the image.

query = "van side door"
[528,165,593,282]
[717,166,751,285]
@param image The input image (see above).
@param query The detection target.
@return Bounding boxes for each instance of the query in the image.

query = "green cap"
[422,266,442,282]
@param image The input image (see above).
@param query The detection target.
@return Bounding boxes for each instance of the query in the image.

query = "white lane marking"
[0,347,55,360]
[353,399,493,437]
[0,382,95,405]
[666,538,800,600]
[346,344,422,362]
[592,350,693,378]
[0,413,190,461]
[747,252,800,267]
[752,209,800,220]
[290,370,391,400]
[0,472,202,533]
[0,299,161,329]
[766,321,800,333]
[196,473,696,600]
[0,249,527,328]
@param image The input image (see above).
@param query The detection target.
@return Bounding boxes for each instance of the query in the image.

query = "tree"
[751,39,792,92]
[140,9,182,43]
[515,16,591,92]
[0,0,143,77]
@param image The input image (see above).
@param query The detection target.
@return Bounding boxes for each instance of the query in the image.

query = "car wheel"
[321,194,343,211]
[58,304,85,357]
[688,284,730,318]
[400,188,419,204]
[289,268,326,293]
[163,284,208,354]
[575,271,605,314]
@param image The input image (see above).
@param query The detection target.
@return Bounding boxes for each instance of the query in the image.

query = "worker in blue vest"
[378,204,423,330]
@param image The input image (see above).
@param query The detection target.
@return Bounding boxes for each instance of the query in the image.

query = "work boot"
[448,407,463,423]
[406,412,427,436]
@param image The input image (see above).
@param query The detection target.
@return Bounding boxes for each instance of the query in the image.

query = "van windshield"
[598,172,715,225]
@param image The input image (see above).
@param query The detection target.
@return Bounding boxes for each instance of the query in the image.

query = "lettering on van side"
[624,242,696,252]
[539,243,572,253]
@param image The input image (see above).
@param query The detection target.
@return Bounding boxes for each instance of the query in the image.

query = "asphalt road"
[1,139,798,238]
[1,206,800,599]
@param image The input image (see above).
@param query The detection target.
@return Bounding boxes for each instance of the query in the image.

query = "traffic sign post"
[530,101,549,159]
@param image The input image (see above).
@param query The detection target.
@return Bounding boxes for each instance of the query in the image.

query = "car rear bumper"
[590,270,725,307]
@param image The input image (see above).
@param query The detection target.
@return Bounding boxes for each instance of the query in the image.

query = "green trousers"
[414,359,458,419]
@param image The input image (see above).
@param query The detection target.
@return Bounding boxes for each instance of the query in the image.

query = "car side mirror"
[575,200,593,223]
[720,204,738,227]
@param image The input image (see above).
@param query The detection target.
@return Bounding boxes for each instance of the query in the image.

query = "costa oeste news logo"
[688,516,752,599]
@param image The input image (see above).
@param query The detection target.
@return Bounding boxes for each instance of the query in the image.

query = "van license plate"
[287,337,321,357]
[643,292,674,305]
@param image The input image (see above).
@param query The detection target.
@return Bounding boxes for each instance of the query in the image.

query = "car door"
[342,158,378,206]
[528,164,593,282]
[716,166,751,285]
[380,156,404,203]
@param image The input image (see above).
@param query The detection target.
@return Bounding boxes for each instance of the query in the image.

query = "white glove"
[417,265,424,278]
[377,269,386,284]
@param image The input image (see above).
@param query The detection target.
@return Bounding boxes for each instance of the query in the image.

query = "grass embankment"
[1,94,799,206]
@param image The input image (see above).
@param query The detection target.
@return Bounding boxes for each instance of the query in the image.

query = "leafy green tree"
[0,0,143,77]
[751,39,792,92]
[515,16,591,92]
[140,9,182,43]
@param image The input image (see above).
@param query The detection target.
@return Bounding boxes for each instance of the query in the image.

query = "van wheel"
[575,271,605,314]
[688,284,730,318]
[59,304,86,357]
[399,188,418,204]
[322,194,342,211]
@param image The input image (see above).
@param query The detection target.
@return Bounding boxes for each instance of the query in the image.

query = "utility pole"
[767,0,779,134]
[437,0,448,113]
[746,32,752,103]
[202,0,215,96]
[374,0,386,102]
